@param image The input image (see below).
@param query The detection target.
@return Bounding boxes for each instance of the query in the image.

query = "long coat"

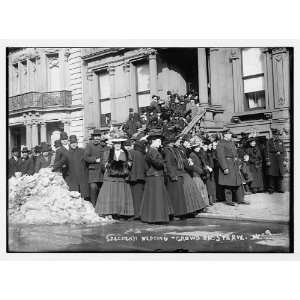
[52,146,69,177]
[65,147,89,198]
[35,155,52,173]
[127,147,146,182]
[8,157,21,178]
[83,142,108,183]
[265,138,288,176]
[19,157,35,176]
[244,145,264,189]
[216,139,242,187]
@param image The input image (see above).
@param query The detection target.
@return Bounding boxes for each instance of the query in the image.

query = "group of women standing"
[94,129,218,224]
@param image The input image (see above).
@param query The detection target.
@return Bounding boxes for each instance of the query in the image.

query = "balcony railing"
[9,90,72,113]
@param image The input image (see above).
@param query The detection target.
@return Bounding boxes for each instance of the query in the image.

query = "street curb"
[197,213,289,225]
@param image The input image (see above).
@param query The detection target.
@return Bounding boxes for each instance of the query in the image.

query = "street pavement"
[8,217,290,253]
[202,192,290,223]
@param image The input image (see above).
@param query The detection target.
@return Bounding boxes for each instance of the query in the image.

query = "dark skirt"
[206,173,217,200]
[140,176,173,223]
[167,176,188,216]
[192,175,210,206]
[95,177,134,216]
[249,165,264,190]
[130,180,145,217]
[182,173,208,213]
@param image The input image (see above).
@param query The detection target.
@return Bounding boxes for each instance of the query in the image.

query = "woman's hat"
[21,147,29,153]
[69,135,78,143]
[40,142,51,152]
[91,129,102,136]
[147,128,163,141]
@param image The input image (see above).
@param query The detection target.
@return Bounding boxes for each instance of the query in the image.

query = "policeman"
[83,129,109,206]
[216,128,250,206]
[265,128,288,193]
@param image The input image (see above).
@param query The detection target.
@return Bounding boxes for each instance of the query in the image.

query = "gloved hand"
[266,162,271,167]
[223,168,229,175]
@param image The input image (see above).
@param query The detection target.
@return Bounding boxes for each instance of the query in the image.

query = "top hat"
[60,131,68,140]
[69,135,78,143]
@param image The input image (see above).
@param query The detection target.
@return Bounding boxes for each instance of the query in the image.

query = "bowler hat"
[34,145,41,153]
[60,131,68,140]
[129,108,134,113]
[69,135,78,143]
[223,127,233,134]
[123,139,132,146]
[147,128,163,141]
[91,129,102,136]
[54,140,62,148]
[12,147,19,153]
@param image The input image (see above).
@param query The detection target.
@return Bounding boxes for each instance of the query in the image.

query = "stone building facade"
[81,47,292,154]
[8,48,85,154]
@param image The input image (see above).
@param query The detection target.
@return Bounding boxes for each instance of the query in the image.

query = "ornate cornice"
[11,48,40,64]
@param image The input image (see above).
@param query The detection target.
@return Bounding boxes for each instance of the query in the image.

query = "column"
[108,66,116,124]
[129,62,138,111]
[31,120,39,147]
[197,48,209,105]
[92,72,101,127]
[149,52,158,96]
[63,120,71,135]
[8,126,12,155]
[59,49,65,90]
[40,121,47,142]
[25,122,32,149]
[40,52,48,92]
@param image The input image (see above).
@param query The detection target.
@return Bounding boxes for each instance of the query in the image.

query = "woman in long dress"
[139,129,173,223]
[176,136,209,215]
[188,138,210,208]
[95,136,134,220]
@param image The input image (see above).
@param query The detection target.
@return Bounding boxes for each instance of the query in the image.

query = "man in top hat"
[84,129,109,206]
[215,127,249,206]
[265,128,288,193]
[123,108,141,138]
[64,135,89,199]
[8,147,21,178]
[52,131,69,177]
[19,147,35,176]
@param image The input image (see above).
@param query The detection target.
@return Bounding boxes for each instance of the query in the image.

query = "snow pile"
[9,168,113,225]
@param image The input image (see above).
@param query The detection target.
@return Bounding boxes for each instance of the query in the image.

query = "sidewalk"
[199,192,290,224]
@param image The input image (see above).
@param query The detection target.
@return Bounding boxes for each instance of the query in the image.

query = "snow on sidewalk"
[200,192,290,223]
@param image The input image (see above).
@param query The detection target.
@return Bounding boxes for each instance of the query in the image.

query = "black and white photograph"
[6,46,293,253]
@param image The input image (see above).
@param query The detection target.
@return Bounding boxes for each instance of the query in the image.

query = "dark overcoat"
[65,147,89,198]
[83,142,108,183]
[52,146,69,177]
[19,157,35,176]
[216,139,242,187]
[35,155,52,173]
[128,147,146,182]
[244,145,264,188]
[265,138,288,176]
[8,157,21,178]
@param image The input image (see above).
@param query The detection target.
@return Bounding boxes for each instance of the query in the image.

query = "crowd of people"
[8,91,289,224]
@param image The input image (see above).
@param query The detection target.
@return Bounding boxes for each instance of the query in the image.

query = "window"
[47,54,60,91]
[242,48,266,110]
[98,70,111,127]
[136,61,150,109]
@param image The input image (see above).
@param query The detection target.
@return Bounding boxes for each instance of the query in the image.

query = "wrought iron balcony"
[9,90,72,113]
